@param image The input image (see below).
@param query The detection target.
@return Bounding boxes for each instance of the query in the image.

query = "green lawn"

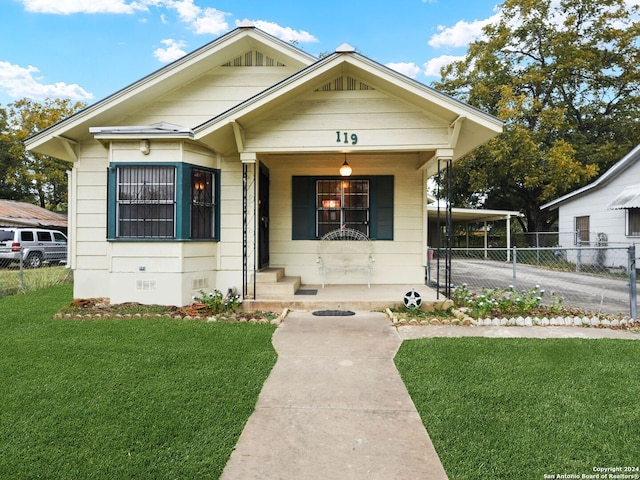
[395,337,640,479]
[5,285,639,479]
[0,284,277,479]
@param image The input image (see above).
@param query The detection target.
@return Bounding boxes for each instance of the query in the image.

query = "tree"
[1,98,86,211]
[434,0,640,234]
[0,107,30,201]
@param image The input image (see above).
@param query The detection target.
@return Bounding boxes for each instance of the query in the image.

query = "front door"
[258,164,270,269]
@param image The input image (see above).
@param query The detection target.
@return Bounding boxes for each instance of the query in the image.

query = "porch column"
[484,220,488,259]
[241,152,257,299]
[506,215,512,262]
[422,168,429,266]
[435,149,454,297]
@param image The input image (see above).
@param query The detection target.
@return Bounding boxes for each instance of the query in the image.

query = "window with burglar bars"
[628,209,640,237]
[191,168,215,239]
[575,215,590,245]
[316,179,369,237]
[117,165,176,238]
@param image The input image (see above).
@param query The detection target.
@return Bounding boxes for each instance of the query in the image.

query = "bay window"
[108,162,219,241]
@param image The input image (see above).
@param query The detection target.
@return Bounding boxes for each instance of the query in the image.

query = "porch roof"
[608,184,640,210]
[427,205,524,224]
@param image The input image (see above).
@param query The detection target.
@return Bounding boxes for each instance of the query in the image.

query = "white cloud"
[191,8,230,35]
[166,0,199,22]
[423,55,465,77]
[428,12,501,48]
[20,0,150,14]
[153,38,187,62]
[160,0,229,34]
[386,62,421,79]
[0,61,94,100]
[236,19,319,44]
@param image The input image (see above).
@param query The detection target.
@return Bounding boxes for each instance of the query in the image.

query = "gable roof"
[193,47,503,158]
[26,25,502,164]
[25,26,317,162]
[541,144,640,211]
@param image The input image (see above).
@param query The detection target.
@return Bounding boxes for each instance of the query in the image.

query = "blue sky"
[0,0,503,107]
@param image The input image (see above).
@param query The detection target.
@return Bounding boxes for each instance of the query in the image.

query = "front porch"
[242,267,448,312]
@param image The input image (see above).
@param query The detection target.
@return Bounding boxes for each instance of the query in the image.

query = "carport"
[427,204,524,261]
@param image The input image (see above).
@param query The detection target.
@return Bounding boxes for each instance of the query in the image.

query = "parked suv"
[0,228,68,268]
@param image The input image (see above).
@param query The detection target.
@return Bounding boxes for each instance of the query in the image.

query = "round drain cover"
[312,310,356,316]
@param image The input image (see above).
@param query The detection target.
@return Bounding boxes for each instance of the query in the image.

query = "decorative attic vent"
[222,50,286,67]
[316,75,373,92]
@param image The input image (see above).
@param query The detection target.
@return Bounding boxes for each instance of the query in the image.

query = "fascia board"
[349,53,503,132]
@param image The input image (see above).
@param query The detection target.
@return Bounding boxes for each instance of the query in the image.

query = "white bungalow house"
[26,25,503,306]
[541,143,640,266]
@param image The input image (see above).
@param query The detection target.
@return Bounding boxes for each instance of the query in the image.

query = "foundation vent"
[192,278,209,290]
[136,279,157,291]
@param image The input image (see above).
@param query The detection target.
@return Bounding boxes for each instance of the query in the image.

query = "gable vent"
[316,75,373,92]
[222,50,286,67]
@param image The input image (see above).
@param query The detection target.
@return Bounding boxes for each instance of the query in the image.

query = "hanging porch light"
[340,154,352,177]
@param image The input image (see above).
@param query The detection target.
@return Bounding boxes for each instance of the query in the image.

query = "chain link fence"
[0,246,72,298]
[427,245,637,318]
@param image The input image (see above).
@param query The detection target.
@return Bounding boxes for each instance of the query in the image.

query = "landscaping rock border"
[385,308,638,330]
[53,307,288,325]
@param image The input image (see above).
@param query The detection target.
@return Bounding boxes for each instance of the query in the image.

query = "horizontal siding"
[245,90,449,152]
[558,161,640,247]
[122,68,298,127]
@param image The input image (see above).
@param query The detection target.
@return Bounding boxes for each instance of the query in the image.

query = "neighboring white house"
[541,143,640,266]
[25,25,503,306]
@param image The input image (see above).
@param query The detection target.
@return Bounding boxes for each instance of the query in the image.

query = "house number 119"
[336,131,358,145]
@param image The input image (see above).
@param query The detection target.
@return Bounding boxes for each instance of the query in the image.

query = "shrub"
[192,289,242,315]
[452,284,564,318]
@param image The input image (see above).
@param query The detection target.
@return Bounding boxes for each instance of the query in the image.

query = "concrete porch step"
[255,267,285,283]
[255,275,301,296]
[242,284,450,313]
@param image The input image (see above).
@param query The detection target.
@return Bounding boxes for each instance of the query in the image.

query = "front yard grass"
[395,337,640,479]
[5,284,639,479]
[0,283,277,480]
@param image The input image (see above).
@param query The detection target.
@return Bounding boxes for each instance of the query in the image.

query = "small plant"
[192,289,242,315]
[452,283,564,318]
[390,305,456,321]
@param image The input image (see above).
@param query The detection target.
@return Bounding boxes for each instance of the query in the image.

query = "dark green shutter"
[370,176,394,240]
[292,176,316,239]
[214,170,221,240]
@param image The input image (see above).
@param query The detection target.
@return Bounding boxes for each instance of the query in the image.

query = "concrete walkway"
[220,311,449,480]
[221,313,639,479]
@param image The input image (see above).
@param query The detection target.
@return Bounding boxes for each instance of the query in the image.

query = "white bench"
[316,228,374,287]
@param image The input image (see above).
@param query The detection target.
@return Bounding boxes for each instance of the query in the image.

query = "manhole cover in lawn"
[312,310,356,316]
